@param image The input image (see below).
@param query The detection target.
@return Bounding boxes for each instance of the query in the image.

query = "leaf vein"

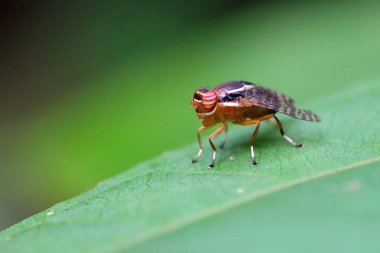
[111,156,380,253]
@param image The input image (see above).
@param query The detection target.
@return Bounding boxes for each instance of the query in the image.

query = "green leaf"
[1,82,379,253]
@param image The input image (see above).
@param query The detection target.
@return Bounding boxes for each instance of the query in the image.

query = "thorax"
[196,101,273,127]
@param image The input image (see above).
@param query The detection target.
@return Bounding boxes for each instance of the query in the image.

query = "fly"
[190,80,321,168]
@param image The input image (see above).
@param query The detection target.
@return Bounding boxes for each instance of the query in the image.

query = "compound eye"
[193,93,201,102]
[193,88,208,102]
[201,90,217,111]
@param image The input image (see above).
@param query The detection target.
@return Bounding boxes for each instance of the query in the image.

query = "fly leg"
[192,125,207,163]
[273,115,303,148]
[219,123,228,149]
[238,119,261,166]
[250,121,261,167]
[208,123,227,169]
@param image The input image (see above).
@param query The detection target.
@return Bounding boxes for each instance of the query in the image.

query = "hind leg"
[273,115,303,148]
[249,121,261,166]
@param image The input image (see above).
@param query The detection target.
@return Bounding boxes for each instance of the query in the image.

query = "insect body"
[191,80,320,168]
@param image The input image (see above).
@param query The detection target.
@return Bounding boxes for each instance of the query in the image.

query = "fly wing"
[240,85,321,122]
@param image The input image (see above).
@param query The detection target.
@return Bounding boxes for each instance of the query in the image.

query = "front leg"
[192,125,208,163]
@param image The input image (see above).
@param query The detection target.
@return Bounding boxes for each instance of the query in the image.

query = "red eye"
[193,88,208,101]
[192,88,217,113]
[201,91,217,110]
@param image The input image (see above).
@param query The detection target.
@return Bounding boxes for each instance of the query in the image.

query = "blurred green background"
[0,0,379,231]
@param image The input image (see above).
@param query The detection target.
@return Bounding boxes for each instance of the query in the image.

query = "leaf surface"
[1,82,379,253]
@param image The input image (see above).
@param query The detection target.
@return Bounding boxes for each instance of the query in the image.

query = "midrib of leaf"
[106,157,380,252]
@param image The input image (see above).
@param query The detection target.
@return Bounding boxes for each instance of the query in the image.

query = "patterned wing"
[241,85,321,122]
